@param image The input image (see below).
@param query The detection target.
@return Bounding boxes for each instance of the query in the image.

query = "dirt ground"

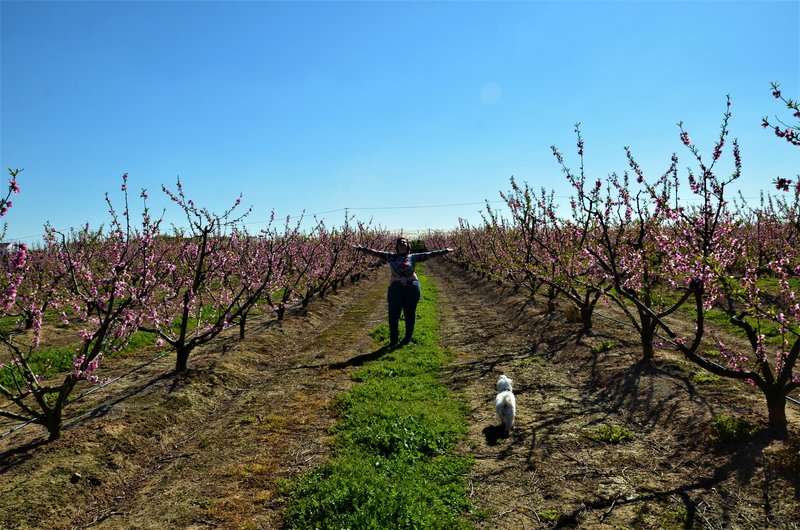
[1,260,799,529]
[430,259,799,529]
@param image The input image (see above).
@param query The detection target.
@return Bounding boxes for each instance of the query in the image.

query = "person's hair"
[395,237,410,253]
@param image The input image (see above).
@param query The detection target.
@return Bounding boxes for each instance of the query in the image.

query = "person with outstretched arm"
[354,237,453,346]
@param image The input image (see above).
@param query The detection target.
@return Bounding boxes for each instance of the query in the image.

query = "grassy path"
[282,270,477,528]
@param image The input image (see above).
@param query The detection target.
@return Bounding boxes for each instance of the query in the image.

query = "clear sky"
[1,0,798,242]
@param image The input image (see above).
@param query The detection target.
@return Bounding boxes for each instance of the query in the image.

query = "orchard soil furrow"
[427,258,799,529]
[1,261,799,529]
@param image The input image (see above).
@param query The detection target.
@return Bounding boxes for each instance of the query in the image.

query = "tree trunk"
[640,320,655,363]
[580,306,594,336]
[765,389,789,440]
[46,424,61,441]
[239,313,247,340]
[175,347,190,372]
[276,306,285,321]
[546,286,557,313]
[641,338,654,362]
[44,406,63,442]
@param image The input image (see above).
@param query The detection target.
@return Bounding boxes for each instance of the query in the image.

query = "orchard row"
[0,174,396,441]
[2,84,797,443]
[427,90,800,439]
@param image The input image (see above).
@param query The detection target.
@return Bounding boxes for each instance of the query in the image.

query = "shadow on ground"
[328,344,397,369]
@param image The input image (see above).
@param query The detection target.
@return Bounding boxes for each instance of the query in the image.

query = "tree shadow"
[76,370,173,421]
[761,434,800,507]
[0,436,48,473]
[591,358,721,439]
[554,436,772,529]
[443,350,533,391]
[2,366,176,463]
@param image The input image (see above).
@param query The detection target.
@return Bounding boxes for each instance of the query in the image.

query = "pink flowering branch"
[144,180,300,371]
[762,82,800,190]
[1,174,165,441]
[0,168,22,223]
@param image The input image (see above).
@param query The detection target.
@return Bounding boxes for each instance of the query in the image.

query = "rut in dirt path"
[86,274,391,530]
[427,259,569,527]
[429,259,629,529]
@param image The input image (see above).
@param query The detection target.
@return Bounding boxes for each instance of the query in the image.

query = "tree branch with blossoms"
[1,175,165,440]
[762,82,800,191]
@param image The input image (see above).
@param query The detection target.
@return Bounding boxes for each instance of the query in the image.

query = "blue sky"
[1,0,798,242]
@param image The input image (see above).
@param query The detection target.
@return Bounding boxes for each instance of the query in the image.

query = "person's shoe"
[401,337,416,345]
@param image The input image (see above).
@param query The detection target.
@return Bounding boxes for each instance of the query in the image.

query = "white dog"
[495,374,516,436]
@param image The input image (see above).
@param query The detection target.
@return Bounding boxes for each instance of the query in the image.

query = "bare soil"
[1,261,799,529]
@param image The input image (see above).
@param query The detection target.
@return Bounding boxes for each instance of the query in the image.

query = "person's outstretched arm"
[412,247,453,262]
[353,244,391,262]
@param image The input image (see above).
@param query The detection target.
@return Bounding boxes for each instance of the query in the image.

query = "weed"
[709,413,758,446]
[369,322,390,344]
[692,371,720,384]
[253,491,273,504]
[672,507,689,524]
[470,508,491,521]
[590,340,615,354]
[0,330,157,389]
[538,508,560,522]
[514,355,546,367]
[111,330,157,357]
[0,315,20,335]
[258,413,288,431]
[72,403,94,416]
[590,424,635,444]
[232,463,273,479]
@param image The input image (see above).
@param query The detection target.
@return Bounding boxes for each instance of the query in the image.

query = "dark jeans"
[387,280,421,344]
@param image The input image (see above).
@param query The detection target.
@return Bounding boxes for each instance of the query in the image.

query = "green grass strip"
[281,270,474,529]
[0,330,157,389]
